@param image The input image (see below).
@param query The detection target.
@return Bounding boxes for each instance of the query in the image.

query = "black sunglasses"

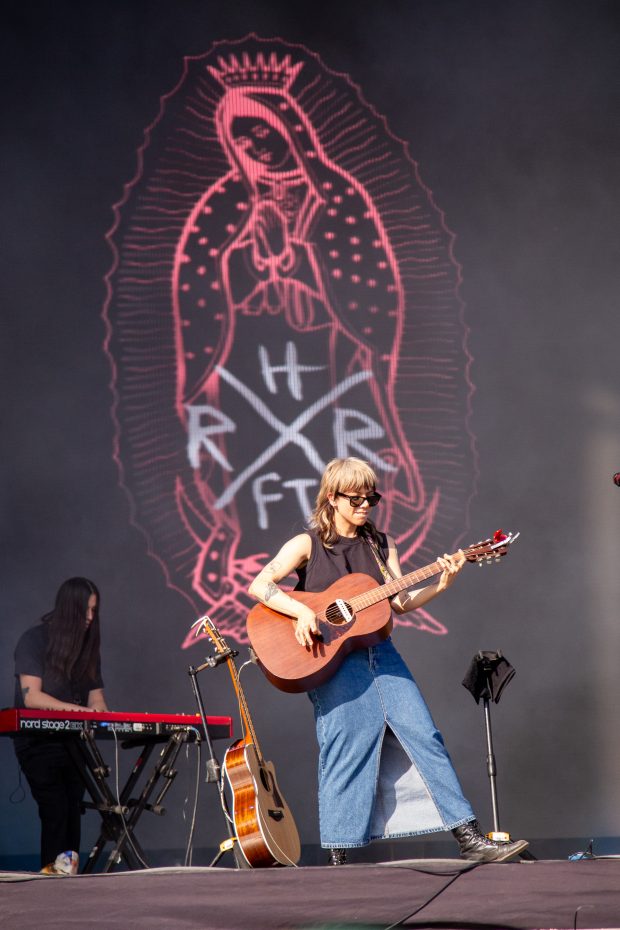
[335,491,382,508]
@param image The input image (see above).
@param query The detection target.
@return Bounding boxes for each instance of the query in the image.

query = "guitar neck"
[225,656,263,760]
[350,552,458,610]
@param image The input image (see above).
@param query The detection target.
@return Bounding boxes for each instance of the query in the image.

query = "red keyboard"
[0,708,232,740]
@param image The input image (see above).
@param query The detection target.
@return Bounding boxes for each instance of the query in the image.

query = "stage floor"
[1,859,619,929]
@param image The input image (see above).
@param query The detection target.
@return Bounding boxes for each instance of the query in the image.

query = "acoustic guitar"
[247,530,519,694]
[202,616,301,867]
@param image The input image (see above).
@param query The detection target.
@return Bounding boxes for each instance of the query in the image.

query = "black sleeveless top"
[295,529,390,593]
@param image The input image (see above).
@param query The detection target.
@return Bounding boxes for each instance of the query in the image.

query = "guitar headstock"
[464,529,520,565]
[191,614,229,654]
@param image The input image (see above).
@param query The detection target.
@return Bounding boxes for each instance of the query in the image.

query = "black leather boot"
[453,820,528,862]
[327,847,347,865]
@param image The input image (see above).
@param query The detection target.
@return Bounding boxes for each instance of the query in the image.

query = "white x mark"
[213,366,373,509]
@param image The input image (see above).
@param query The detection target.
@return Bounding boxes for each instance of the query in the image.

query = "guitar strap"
[364,534,396,585]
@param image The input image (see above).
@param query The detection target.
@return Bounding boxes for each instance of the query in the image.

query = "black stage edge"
[4,835,615,873]
[1,860,619,929]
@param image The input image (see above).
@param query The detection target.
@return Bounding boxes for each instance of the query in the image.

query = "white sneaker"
[40,850,79,875]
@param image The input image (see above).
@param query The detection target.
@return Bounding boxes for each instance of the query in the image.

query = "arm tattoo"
[264,581,280,602]
[264,560,282,576]
[21,686,30,698]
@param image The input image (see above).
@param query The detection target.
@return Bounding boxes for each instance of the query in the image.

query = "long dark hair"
[43,577,101,687]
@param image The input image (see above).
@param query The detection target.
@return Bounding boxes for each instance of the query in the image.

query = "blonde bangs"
[321,457,378,496]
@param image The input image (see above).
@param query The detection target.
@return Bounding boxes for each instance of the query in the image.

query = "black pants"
[15,739,85,867]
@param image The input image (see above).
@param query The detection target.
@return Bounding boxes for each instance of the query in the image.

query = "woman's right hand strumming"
[294,605,320,648]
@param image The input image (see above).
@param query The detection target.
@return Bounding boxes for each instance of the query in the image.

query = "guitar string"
[223,633,261,754]
[350,560,445,610]
[350,542,505,611]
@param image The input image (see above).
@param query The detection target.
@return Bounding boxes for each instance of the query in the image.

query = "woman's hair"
[309,457,381,547]
[43,577,101,688]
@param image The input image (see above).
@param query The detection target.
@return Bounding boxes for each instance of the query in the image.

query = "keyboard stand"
[70,727,196,873]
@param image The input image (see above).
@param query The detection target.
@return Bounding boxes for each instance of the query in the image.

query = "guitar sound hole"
[259,766,284,807]
[325,601,353,626]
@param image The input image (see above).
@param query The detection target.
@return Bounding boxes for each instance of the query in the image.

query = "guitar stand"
[209,835,240,867]
[188,654,249,869]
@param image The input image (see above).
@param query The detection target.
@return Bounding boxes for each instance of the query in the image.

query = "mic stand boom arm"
[187,648,238,782]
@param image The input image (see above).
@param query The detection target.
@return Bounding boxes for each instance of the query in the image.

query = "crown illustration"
[208,52,304,90]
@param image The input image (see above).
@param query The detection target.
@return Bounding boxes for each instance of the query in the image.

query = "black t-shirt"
[14,623,104,708]
[295,529,390,592]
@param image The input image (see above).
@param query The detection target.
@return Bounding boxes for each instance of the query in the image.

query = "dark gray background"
[2,0,619,865]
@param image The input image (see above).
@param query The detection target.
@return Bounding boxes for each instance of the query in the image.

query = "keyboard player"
[13,577,108,874]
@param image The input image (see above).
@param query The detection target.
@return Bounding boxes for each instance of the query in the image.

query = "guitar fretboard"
[349,558,447,611]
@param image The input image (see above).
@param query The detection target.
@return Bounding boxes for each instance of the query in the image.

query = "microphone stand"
[188,651,235,785]
[480,660,502,838]
[188,646,248,868]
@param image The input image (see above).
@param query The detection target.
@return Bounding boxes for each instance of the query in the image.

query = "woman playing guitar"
[248,457,528,865]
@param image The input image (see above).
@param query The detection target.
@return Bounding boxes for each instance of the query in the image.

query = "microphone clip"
[192,648,239,673]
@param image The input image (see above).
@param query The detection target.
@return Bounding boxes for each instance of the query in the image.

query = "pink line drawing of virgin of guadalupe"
[173,52,439,644]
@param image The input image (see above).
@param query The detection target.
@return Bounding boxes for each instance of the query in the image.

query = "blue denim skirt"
[309,638,475,848]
